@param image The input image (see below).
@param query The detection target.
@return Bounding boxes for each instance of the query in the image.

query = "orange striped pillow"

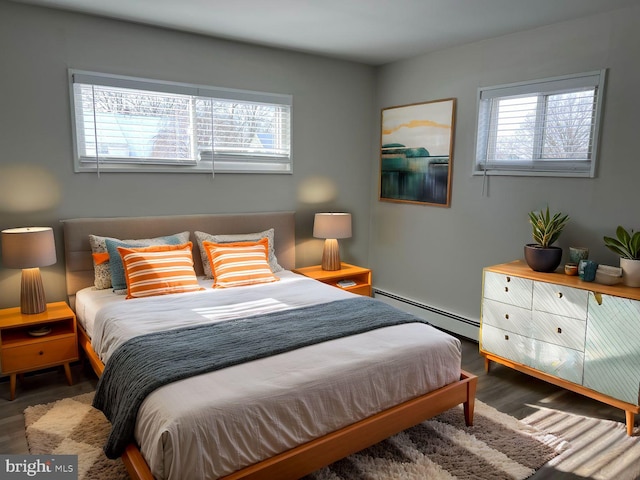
[117,242,203,299]
[203,238,279,289]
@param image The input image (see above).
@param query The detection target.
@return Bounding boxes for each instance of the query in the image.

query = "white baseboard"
[373,289,479,342]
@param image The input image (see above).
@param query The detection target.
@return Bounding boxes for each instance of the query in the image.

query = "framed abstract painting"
[379,98,456,207]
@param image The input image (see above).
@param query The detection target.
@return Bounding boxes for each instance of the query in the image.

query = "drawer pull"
[594,292,603,305]
[504,313,509,320]
[504,287,509,293]
[506,276,511,283]
[557,327,562,334]
[557,292,563,299]
[504,335,509,341]
[39,351,44,355]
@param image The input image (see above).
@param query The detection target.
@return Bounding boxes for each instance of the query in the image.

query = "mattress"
[78,271,462,479]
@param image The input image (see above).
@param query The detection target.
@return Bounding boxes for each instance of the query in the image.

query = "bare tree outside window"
[474,70,605,177]
[491,90,594,163]
[197,101,282,155]
[542,91,594,160]
[71,70,292,173]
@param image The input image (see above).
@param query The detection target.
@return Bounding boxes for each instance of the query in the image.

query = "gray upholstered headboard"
[61,212,296,308]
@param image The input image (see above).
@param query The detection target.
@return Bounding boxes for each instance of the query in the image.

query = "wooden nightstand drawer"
[293,263,372,297]
[0,301,78,400]
[347,285,372,296]
[1,336,78,373]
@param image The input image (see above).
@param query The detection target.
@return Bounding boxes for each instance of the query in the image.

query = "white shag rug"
[24,393,565,480]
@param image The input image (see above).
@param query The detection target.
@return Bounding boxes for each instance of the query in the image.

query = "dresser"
[481,260,640,435]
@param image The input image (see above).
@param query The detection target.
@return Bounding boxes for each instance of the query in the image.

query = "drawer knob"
[557,327,562,334]
[504,287,509,293]
[504,334,509,341]
[557,292,563,299]
[39,351,44,355]
[504,313,509,320]
[506,276,511,283]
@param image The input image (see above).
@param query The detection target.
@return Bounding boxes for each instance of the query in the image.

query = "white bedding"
[77,271,462,480]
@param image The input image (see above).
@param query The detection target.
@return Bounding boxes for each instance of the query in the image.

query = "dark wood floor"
[459,337,628,426]
[0,362,97,455]
[1,337,636,479]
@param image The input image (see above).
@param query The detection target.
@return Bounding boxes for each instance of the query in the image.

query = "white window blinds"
[474,70,606,177]
[70,70,292,173]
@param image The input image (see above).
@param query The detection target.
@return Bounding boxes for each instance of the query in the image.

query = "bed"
[61,211,477,480]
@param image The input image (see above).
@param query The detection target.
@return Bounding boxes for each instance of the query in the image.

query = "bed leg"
[463,372,477,427]
[464,397,475,427]
[122,444,154,480]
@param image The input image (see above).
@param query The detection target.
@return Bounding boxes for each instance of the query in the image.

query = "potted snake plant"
[524,206,569,272]
[604,226,640,287]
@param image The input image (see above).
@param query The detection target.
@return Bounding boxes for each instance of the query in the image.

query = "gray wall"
[371,5,640,338]
[3,2,639,338]
[0,2,375,308]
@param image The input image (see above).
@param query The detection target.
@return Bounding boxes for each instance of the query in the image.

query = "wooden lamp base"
[20,267,47,315]
[321,239,342,271]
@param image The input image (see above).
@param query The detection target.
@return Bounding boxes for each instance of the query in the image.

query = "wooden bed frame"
[62,212,477,480]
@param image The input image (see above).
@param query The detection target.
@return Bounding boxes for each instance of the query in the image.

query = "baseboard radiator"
[373,288,480,342]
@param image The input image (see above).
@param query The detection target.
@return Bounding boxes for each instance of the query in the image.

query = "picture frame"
[379,98,456,207]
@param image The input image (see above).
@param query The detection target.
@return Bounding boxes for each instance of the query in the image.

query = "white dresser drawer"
[533,282,588,320]
[482,324,584,385]
[483,271,532,309]
[531,311,587,352]
[482,298,532,334]
[480,324,530,366]
[529,338,584,385]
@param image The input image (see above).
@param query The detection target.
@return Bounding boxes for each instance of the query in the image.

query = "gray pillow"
[89,232,190,290]
[194,228,283,278]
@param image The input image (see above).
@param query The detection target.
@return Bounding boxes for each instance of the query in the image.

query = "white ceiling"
[10,0,639,65]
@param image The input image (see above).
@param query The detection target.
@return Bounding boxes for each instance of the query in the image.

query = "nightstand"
[293,263,372,296]
[0,301,79,400]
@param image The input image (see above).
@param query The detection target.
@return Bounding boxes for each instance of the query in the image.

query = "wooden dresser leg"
[63,363,73,386]
[9,373,16,401]
[484,357,490,373]
[626,411,635,436]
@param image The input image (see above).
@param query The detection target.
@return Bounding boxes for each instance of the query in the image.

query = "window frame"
[68,69,293,174]
[473,69,606,178]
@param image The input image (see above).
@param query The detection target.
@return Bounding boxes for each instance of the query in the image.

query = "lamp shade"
[313,213,352,239]
[2,227,57,269]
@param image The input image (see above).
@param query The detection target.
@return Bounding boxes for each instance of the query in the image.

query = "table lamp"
[1,227,57,314]
[313,213,352,271]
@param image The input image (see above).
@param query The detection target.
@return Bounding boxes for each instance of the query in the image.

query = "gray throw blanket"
[93,296,428,459]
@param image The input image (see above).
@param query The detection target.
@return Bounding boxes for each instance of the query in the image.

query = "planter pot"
[524,244,563,273]
[620,257,640,287]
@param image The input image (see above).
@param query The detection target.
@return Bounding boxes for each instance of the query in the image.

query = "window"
[69,70,292,174]
[474,70,606,177]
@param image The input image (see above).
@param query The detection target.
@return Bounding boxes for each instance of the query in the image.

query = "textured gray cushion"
[194,229,283,278]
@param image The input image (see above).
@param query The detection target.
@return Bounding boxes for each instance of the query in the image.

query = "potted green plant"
[524,206,570,272]
[604,226,640,287]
